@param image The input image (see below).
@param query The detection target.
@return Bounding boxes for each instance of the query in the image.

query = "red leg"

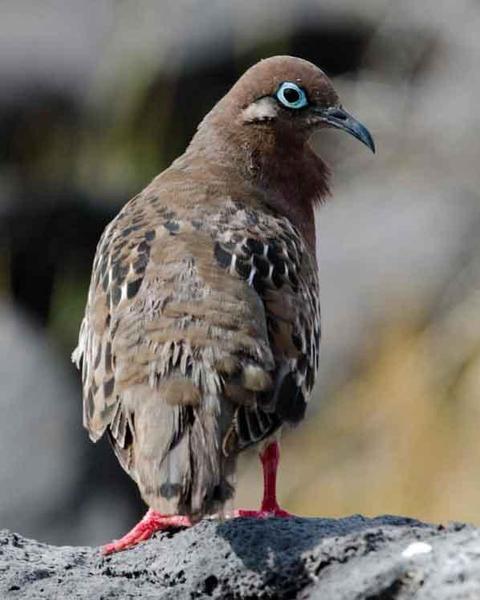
[235,441,294,518]
[102,509,192,555]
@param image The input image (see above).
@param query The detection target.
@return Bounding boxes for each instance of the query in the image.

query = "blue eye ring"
[275,81,308,109]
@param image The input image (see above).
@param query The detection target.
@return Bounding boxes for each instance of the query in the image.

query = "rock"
[0,515,479,599]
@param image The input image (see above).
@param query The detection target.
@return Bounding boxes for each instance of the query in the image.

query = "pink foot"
[102,509,192,555]
[233,505,294,519]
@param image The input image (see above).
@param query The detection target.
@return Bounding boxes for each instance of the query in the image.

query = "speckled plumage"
[73,55,373,522]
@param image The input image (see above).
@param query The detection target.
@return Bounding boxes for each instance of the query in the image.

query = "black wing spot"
[104,376,115,398]
[306,365,315,390]
[144,230,156,241]
[276,372,306,423]
[111,286,122,306]
[111,262,128,284]
[251,271,267,294]
[271,268,284,289]
[133,253,149,274]
[105,342,112,373]
[164,221,180,234]
[137,240,149,253]
[235,259,251,279]
[252,254,270,277]
[131,215,145,225]
[214,242,232,269]
[246,238,264,254]
[267,242,285,269]
[236,406,250,444]
[87,390,95,419]
[100,255,108,278]
[297,355,308,374]
[94,342,102,369]
[121,225,141,237]
[127,278,143,299]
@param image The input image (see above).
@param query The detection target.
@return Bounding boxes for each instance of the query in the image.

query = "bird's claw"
[232,506,294,519]
[102,511,192,555]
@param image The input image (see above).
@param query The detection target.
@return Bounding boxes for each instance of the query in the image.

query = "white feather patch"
[242,97,278,123]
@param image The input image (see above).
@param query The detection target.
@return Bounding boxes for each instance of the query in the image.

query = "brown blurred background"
[1,0,479,546]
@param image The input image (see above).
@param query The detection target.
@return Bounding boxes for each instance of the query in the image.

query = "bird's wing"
[73,187,272,484]
[73,186,319,479]
[212,211,320,454]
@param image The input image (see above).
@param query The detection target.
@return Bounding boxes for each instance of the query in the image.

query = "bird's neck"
[245,127,330,250]
[185,121,330,251]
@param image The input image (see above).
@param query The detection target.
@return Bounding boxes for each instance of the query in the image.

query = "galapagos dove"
[73,55,374,554]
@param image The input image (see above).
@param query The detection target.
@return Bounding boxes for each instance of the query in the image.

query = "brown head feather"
[185,56,343,249]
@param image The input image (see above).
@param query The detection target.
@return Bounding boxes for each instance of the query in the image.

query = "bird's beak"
[313,106,375,153]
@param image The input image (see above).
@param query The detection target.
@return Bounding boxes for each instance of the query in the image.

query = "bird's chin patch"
[241,97,278,124]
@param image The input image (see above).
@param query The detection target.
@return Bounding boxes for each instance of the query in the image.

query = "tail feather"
[128,386,235,518]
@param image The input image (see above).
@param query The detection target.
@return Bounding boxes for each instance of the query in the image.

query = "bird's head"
[186,56,375,248]
[216,55,375,153]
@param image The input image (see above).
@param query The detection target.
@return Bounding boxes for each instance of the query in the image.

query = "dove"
[73,55,374,554]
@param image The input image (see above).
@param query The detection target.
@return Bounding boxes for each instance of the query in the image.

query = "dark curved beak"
[314,106,375,153]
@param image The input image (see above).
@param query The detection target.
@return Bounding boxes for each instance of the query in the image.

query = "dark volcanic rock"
[0,515,479,599]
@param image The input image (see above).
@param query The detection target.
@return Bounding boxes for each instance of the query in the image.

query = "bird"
[73,55,374,554]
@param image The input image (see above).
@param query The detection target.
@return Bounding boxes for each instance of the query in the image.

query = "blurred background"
[1,0,480,546]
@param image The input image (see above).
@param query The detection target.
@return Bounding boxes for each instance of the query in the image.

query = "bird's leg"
[235,441,294,518]
[102,509,192,555]
[103,442,293,553]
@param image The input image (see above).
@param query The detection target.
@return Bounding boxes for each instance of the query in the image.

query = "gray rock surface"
[1,515,479,599]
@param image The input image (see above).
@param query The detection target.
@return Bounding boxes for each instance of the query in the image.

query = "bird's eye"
[275,82,308,109]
